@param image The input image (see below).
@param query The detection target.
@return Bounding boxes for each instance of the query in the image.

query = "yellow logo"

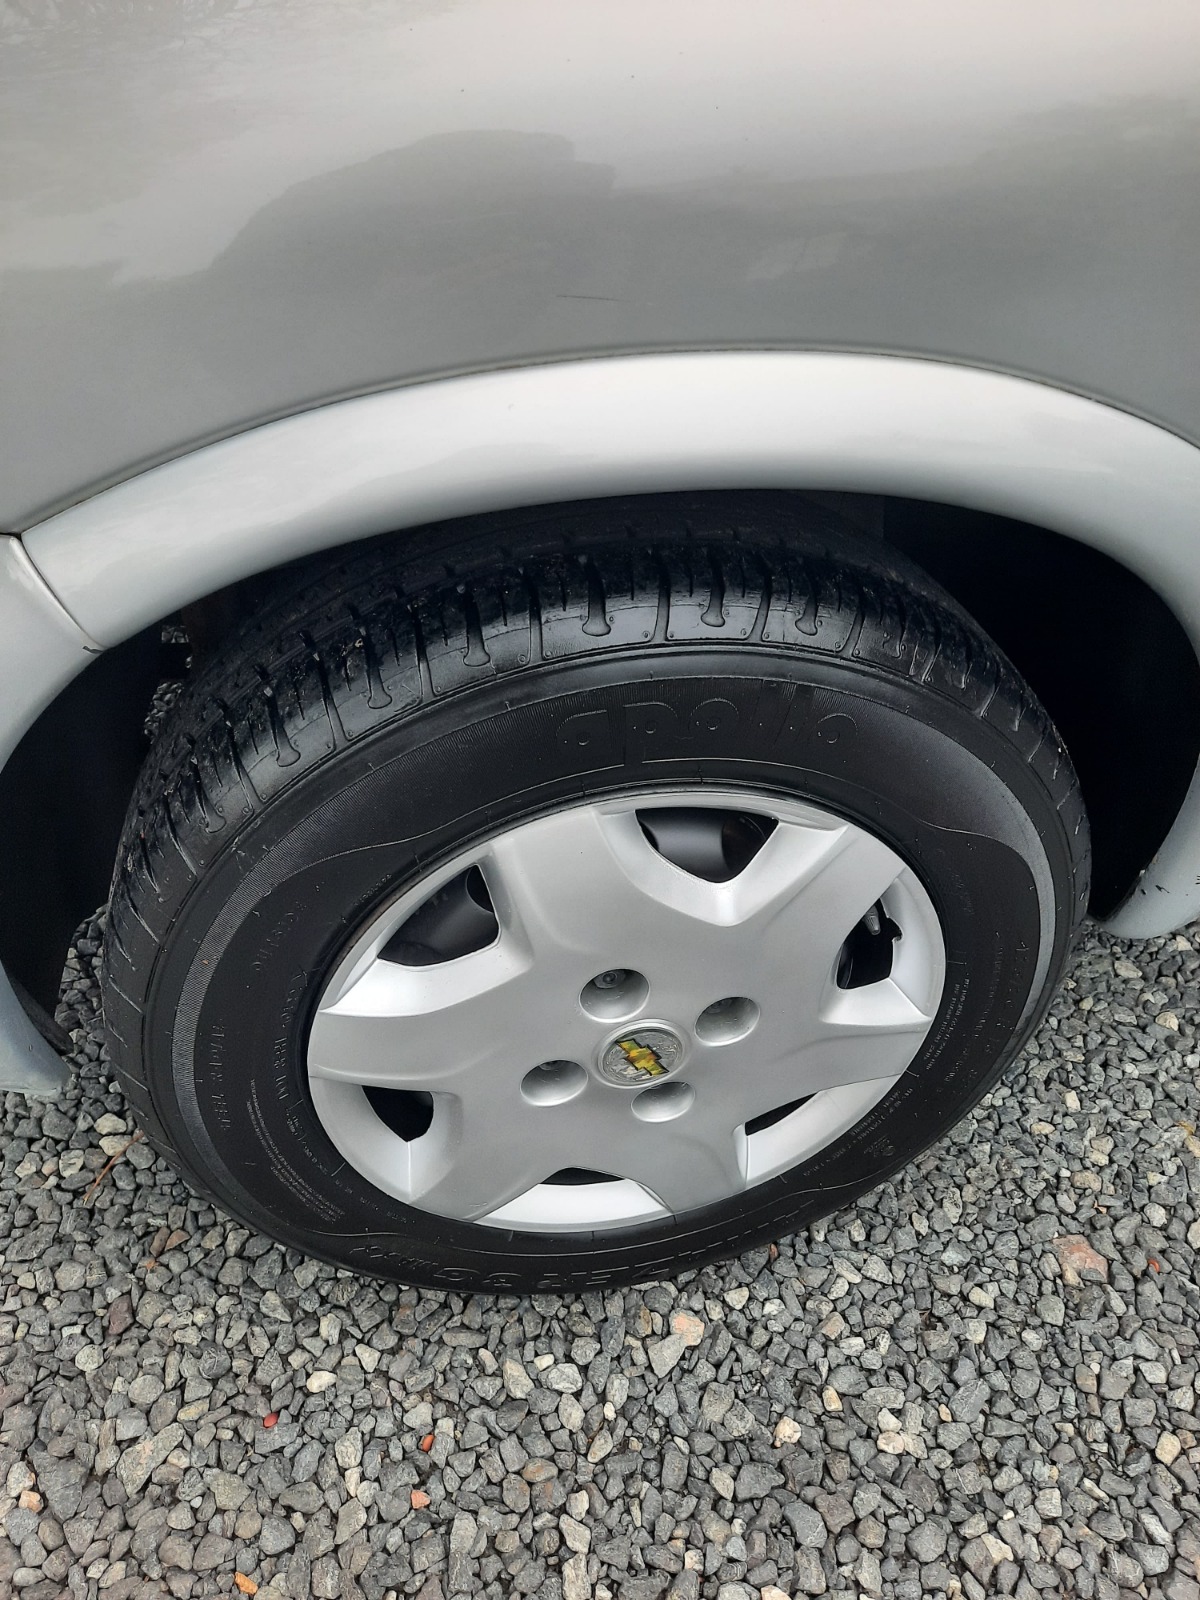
[599,1025,683,1085]
[616,1038,667,1077]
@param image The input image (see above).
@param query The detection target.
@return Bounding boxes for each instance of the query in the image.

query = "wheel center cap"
[597,1024,685,1087]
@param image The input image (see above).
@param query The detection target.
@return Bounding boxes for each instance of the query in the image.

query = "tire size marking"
[247,1078,342,1225]
[203,1024,231,1133]
[250,908,301,974]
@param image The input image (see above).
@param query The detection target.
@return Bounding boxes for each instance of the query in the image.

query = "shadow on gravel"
[0,915,1197,1599]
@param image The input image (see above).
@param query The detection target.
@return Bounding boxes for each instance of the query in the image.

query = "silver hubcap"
[307,791,946,1232]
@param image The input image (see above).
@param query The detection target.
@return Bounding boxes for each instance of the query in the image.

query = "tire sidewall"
[144,652,1074,1291]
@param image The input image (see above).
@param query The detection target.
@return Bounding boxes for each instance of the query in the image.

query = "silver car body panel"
[2,1,1200,525]
[0,538,97,1093]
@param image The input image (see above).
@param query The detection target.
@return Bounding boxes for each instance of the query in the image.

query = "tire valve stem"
[863,904,882,937]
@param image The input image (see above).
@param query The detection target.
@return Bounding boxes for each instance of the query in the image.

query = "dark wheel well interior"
[877,496,1200,918]
[3,489,1197,1033]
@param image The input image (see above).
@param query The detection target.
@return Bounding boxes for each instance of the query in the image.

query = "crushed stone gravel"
[0,911,1198,1599]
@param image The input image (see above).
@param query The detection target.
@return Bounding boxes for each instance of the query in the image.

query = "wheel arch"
[4,349,1200,1089]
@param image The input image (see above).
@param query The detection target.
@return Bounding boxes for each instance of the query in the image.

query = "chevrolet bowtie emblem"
[598,1025,684,1086]
[616,1037,668,1077]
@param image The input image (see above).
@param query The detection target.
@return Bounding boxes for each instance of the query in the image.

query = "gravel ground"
[0,912,1197,1600]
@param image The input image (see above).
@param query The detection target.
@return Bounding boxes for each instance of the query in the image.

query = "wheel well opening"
[3,487,1196,1033]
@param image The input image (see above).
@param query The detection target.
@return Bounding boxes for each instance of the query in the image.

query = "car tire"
[103,493,1089,1291]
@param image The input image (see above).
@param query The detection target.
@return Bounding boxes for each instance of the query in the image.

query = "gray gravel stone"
[793,1546,829,1594]
[30,1458,85,1522]
[907,1519,948,1562]
[116,1422,184,1495]
[648,1333,689,1376]
[258,1516,296,1555]
[784,1500,827,1548]
[948,1375,989,1424]
[734,1461,782,1499]
[206,1469,248,1511]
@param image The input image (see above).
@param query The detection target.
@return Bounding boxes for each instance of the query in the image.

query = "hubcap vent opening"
[744,1094,814,1136]
[836,900,901,989]
[363,1087,434,1142]
[380,865,498,966]
[638,806,776,881]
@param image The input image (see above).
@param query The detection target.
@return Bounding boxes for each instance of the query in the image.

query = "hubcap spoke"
[404,1098,566,1221]
[309,940,543,1089]
[735,816,906,984]
[602,1101,749,1214]
[481,804,740,987]
[735,975,936,1123]
[805,973,936,1084]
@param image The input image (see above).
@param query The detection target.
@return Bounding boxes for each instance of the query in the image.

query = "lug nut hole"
[521,1060,588,1106]
[695,996,760,1044]
[580,968,649,1021]
[632,1080,695,1122]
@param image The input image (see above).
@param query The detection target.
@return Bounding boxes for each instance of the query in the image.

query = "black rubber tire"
[102,493,1089,1292]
